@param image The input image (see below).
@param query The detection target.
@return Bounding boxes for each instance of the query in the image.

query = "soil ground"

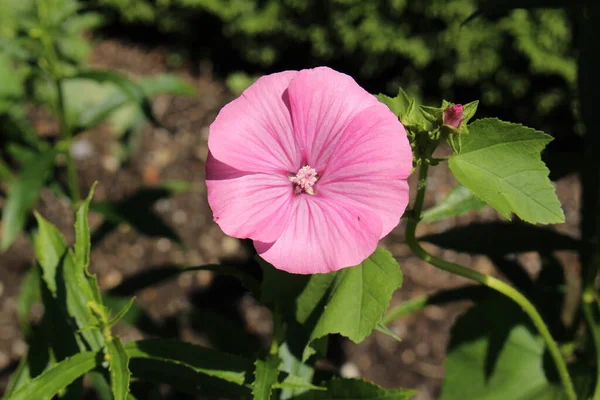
[0,39,582,399]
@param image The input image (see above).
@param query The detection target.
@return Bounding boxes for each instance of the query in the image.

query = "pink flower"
[206,67,412,274]
[444,104,463,128]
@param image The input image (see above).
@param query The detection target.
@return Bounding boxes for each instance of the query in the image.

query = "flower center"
[289,165,319,195]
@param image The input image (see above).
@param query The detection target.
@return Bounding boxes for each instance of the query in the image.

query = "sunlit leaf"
[421,185,487,222]
[448,118,564,224]
[1,149,55,251]
[261,247,402,360]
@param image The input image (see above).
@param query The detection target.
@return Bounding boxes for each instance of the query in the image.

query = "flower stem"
[406,163,576,400]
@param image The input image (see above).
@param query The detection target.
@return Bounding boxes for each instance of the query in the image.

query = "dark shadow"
[421,222,581,256]
[488,256,535,294]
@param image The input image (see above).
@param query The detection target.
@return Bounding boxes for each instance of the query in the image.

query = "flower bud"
[443,104,463,128]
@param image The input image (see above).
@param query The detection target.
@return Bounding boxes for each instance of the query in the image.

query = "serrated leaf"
[107,337,130,400]
[33,213,104,350]
[5,351,97,400]
[448,118,564,224]
[1,149,55,251]
[440,296,565,400]
[124,339,253,385]
[252,355,281,400]
[421,185,487,222]
[74,183,102,304]
[294,378,416,399]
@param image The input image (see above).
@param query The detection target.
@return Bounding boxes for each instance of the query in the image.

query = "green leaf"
[278,340,316,399]
[124,339,253,385]
[73,70,164,129]
[252,355,281,400]
[139,74,196,96]
[5,351,97,400]
[107,297,136,327]
[33,213,104,350]
[74,74,195,133]
[421,185,487,222]
[74,183,102,304]
[107,337,130,400]
[377,88,430,131]
[298,248,402,350]
[294,378,416,399]
[1,149,55,251]
[440,296,565,400]
[261,247,403,360]
[448,118,564,224]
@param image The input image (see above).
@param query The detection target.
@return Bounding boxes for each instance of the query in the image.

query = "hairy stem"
[406,163,576,400]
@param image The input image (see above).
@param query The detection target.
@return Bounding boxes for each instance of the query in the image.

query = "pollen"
[290,165,319,195]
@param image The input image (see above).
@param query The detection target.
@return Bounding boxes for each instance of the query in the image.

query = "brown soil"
[0,39,582,400]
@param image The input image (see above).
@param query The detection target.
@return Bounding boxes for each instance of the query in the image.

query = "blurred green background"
[0,0,577,138]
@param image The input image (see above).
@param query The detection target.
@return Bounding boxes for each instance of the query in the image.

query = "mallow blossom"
[206,67,412,274]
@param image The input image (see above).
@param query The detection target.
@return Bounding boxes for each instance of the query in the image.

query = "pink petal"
[320,180,409,238]
[208,71,301,174]
[255,196,382,274]
[318,104,412,236]
[206,152,293,243]
[287,67,379,171]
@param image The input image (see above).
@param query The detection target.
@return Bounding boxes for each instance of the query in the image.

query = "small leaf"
[107,337,130,400]
[448,118,564,224]
[5,351,97,400]
[375,322,402,342]
[421,185,487,222]
[294,378,416,399]
[107,297,136,327]
[252,355,281,400]
[440,296,565,399]
[1,149,55,250]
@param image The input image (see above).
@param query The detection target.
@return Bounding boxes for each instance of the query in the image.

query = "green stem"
[406,163,576,400]
[55,78,80,207]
